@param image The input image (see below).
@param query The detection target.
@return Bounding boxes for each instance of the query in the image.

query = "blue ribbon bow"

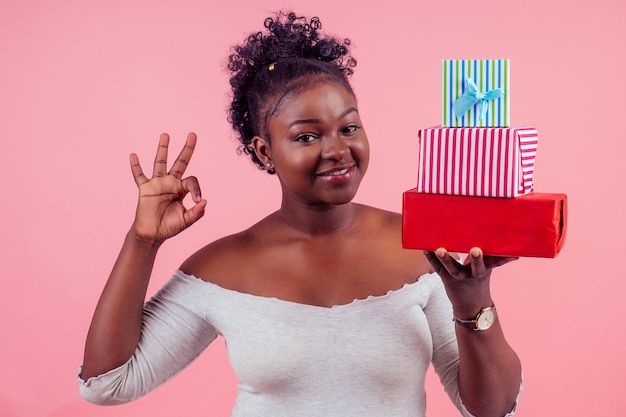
[453,78,504,121]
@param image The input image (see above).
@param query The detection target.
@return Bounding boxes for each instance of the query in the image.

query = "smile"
[318,167,350,176]
[315,166,355,185]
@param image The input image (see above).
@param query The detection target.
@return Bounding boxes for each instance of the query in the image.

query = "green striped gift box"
[442,59,510,127]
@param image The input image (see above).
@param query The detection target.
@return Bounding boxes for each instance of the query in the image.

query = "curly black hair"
[226,11,357,173]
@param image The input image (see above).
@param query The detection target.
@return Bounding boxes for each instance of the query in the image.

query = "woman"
[79,11,522,417]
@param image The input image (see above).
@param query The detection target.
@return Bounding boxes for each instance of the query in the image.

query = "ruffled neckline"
[176,269,437,311]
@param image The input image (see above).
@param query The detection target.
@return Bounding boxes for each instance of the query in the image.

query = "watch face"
[476,308,496,330]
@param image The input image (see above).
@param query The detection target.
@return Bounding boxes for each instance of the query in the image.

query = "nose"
[320,133,348,160]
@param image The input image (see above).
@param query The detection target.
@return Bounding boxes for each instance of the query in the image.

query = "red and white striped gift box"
[417,126,538,198]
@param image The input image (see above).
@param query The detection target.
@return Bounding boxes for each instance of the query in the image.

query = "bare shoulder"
[179,227,260,287]
[362,204,461,262]
[358,204,406,244]
[364,204,402,230]
[355,204,434,275]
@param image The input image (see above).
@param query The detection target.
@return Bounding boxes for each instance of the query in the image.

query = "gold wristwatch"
[454,305,497,331]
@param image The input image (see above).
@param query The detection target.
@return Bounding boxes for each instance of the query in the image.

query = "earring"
[266,162,272,168]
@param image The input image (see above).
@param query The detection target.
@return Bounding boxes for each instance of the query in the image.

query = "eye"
[340,124,361,136]
[294,133,318,143]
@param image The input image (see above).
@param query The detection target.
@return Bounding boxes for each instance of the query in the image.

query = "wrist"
[451,296,494,319]
[126,229,163,252]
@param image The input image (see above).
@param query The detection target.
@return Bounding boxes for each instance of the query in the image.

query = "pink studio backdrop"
[1,0,624,416]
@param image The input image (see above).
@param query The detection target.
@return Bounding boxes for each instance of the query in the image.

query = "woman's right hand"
[129,132,207,245]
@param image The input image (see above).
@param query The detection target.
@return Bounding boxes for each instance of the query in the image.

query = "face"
[255,82,370,207]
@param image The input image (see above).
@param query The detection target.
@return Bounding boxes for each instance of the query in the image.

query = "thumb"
[184,199,207,226]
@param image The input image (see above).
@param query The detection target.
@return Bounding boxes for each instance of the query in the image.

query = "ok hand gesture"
[129,132,207,244]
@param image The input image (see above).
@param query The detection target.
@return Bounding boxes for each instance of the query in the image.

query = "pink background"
[1,0,624,416]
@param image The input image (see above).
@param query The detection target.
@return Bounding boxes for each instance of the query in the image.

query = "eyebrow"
[289,107,358,128]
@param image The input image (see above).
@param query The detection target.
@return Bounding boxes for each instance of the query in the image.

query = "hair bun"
[226,11,357,172]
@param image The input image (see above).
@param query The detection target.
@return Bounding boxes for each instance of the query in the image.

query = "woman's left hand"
[424,247,518,317]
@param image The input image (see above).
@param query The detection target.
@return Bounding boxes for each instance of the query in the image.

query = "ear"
[252,135,272,167]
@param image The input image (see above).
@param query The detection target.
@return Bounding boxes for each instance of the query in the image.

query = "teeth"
[322,168,349,176]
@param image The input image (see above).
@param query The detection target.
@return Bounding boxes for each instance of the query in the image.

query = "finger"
[435,247,464,278]
[169,132,197,179]
[183,199,207,227]
[423,250,445,275]
[468,247,487,276]
[181,175,202,203]
[153,133,170,177]
[129,153,148,186]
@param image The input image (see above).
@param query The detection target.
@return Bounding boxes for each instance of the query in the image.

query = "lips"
[318,167,350,177]
[315,165,356,185]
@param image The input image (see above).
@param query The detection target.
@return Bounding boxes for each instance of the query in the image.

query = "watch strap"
[453,305,496,331]
[453,316,479,330]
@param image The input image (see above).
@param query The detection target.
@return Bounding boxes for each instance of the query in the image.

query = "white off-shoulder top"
[78,270,521,417]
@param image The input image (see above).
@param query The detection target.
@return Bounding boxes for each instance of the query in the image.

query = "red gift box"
[401,189,567,258]
[417,126,538,198]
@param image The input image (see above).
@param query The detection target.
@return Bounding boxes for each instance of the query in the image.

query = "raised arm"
[80,132,206,380]
[425,248,522,417]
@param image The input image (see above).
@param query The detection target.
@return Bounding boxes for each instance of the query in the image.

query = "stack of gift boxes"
[402,59,567,258]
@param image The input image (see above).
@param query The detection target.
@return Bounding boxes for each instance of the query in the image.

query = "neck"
[276,201,359,238]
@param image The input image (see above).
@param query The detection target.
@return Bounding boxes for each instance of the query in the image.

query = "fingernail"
[471,248,481,257]
[436,248,446,258]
